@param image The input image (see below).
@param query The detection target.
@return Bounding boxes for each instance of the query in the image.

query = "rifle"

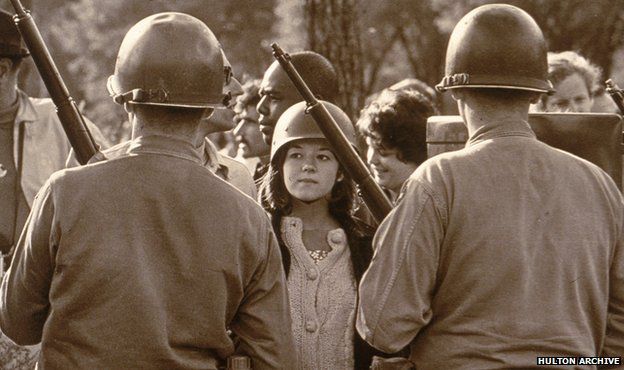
[605,79,624,115]
[271,43,393,223]
[10,0,99,165]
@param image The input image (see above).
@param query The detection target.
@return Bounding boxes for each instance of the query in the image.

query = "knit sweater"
[281,216,356,370]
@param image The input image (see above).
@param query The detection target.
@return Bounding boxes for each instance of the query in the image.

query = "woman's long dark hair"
[258,141,374,279]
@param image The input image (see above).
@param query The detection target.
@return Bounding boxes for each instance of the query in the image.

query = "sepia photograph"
[0,0,622,368]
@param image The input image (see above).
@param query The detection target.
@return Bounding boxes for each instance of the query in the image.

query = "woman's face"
[544,73,593,112]
[283,139,340,202]
[365,136,418,194]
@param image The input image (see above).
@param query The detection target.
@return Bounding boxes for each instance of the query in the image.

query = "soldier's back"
[39,137,273,368]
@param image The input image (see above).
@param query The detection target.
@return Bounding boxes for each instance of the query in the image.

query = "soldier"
[92,51,257,199]
[357,4,624,368]
[256,51,339,145]
[0,8,108,368]
[0,12,295,369]
[195,53,257,198]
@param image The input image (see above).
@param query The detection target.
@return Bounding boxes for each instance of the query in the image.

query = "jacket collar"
[126,135,203,165]
[466,119,535,147]
[15,89,38,123]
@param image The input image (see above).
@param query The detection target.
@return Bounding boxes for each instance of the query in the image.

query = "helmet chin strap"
[222,91,232,108]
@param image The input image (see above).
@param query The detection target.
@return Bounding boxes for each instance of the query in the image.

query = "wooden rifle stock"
[10,0,98,165]
[271,43,392,223]
[606,79,624,115]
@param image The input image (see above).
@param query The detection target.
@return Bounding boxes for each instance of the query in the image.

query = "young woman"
[259,101,376,369]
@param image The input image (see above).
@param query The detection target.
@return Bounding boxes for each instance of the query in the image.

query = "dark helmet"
[0,9,29,58]
[107,12,226,108]
[436,4,553,94]
[270,101,356,162]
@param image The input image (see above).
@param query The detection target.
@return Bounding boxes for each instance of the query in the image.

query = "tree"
[359,0,448,97]
[6,1,624,141]
[304,0,365,120]
[507,0,624,78]
[1,0,279,144]
[354,0,624,113]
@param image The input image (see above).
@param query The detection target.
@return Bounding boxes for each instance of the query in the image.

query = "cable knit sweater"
[281,216,357,370]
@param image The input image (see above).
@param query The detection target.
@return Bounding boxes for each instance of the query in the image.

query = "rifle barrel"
[9,0,26,15]
[10,0,98,164]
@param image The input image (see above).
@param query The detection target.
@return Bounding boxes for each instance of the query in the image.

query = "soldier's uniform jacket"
[0,135,296,369]
[97,137,257,199]
[357,119,624,369]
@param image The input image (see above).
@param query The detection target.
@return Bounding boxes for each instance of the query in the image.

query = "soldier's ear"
[450,89,465,101]
[123,102,135,114]
[528,92,541,104]
[203,107,214,120]
[0,58,12,80]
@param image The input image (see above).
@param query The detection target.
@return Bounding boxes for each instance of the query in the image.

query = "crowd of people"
[0,3,622,370]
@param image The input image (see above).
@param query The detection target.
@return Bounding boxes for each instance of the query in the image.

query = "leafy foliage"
[359,0,624,100]
[1,0,277,144]
[1,0,623,140]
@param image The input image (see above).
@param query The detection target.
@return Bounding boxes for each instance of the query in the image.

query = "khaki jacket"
[358,119,624,369]
[0,135,295,369]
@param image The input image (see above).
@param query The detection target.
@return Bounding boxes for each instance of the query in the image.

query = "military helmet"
[270,101,356,162]
[107,12,226,108]
[436,4,554,94]
[0,9,29,58]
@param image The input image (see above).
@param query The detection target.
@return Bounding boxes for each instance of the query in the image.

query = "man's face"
[543,73,593,113]
[257,62,302,144]
[233,104,270,158]
[199,74,244,134]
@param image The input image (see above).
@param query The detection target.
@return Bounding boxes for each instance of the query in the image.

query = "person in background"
[365,78,438,109]
[357,88,437,203]
[232,78,271,181]
[0,12,295,368]
[194,61,256,198]
[260,101,378,369]
[203,53,242,159]
[533,50,601,113]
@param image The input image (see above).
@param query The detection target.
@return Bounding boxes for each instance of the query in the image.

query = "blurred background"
[2,0,624,145]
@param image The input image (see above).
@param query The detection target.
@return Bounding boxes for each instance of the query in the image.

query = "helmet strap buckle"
[443,73,470,88]
[132,88,168,103]
[222,91,232,108]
